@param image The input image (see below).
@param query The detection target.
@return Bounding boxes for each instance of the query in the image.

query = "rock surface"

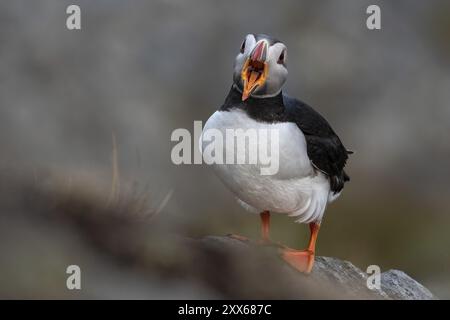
[0,174,437,299]
[187,236,437,300]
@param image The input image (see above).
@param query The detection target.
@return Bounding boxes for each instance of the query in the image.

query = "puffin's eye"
[277,50,286,65]
[240,40,246,54]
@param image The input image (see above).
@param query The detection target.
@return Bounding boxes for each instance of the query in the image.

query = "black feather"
[220,86,351,194]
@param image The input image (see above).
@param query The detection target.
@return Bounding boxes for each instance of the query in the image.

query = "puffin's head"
[233,34,288,101]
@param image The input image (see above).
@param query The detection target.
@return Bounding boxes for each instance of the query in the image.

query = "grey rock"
[188,235,438,300]
[381,270,437,300]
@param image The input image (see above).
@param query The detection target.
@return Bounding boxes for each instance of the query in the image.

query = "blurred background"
[0,0,449,298]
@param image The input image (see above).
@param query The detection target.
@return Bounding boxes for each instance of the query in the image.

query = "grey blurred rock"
[191,236,438,300]
[381,270,436,300]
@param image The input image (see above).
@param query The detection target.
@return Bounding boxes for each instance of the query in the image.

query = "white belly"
[201,109,333,223]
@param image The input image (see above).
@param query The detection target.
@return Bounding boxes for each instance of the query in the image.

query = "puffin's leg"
[260,210,270,242]
[280,222,320,273]
[228,210,271,243]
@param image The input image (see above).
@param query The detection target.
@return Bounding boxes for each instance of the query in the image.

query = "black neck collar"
[220,85,286,123]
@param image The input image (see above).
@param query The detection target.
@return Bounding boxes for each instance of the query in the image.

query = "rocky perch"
[184,236,437,300]
[0,173,437,299]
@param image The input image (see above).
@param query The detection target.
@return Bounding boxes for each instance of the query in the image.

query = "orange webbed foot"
[280,248,315,274]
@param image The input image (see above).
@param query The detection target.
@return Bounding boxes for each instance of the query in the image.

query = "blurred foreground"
[0,168,437,299]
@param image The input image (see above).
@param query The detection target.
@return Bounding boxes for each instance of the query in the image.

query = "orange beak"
[241,40,269,101]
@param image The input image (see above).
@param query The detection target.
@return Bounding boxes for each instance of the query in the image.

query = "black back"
[220,86,350,193]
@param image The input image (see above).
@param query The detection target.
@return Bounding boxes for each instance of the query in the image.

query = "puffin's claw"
[226,233,250,242]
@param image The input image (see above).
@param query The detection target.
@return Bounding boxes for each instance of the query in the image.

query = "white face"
[233,34,288,100]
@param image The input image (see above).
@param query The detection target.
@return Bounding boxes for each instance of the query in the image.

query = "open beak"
[241,40,269,101]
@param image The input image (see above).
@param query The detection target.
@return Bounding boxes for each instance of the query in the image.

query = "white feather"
[201,109,339,224]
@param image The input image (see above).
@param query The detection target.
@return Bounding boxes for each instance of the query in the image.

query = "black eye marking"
[240,40,246,54]
[277,50,286,65]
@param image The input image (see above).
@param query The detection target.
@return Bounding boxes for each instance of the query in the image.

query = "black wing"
[283,95,351,193]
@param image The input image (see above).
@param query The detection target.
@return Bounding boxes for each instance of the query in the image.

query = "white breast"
[201,109,333,223]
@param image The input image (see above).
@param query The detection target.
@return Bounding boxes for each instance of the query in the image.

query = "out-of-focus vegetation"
[0,0,449,298]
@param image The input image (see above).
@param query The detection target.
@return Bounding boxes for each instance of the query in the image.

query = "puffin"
[201,34,351,273]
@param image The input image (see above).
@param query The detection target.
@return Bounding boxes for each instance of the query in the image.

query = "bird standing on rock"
[201,34,351,273]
